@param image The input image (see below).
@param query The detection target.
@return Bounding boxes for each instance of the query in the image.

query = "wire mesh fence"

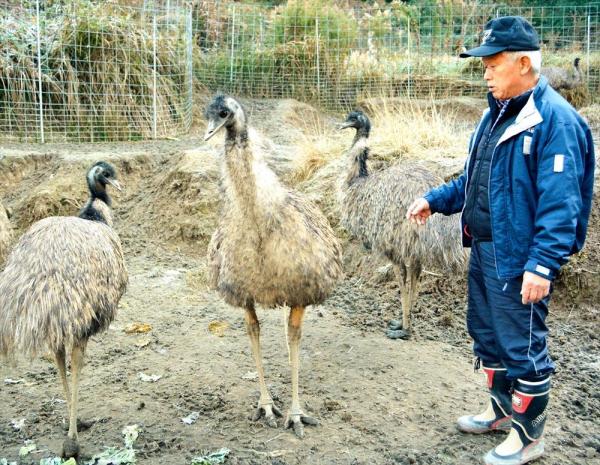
[0,0,193,142]
[194,1,600,109]
[0,1,598,143]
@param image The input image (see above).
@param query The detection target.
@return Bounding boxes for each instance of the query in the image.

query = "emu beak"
[204,120,226,141]
[338,121,353,130]
[107,179,123,191]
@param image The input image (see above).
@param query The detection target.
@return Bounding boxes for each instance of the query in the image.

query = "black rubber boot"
[457,362,512,433]
[484,375,550,465]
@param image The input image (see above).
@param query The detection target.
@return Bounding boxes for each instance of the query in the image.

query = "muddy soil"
[0,99,599,465]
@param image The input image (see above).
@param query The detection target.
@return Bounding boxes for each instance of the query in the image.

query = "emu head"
[339,111,371,137]
[204,94,246,141]
[87,161,121,196]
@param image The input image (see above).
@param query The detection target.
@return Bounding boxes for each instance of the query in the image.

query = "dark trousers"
[467,241,555,380]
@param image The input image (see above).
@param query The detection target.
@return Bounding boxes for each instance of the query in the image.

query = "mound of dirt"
[357,96,486,126]
[119,147,221,254]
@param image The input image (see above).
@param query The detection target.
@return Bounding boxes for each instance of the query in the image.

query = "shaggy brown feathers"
[0,201,10,266]
[542,58,583,91]
[341,160,465,271]
[207,98,342,309]
[0,166,127,359]
[339,132,464,272]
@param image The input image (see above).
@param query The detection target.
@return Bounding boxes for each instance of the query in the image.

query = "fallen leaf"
[18,443,36,457]
[85,447,136,465]
[10,419,25,431]
[191,448,231,465]
[138,373,161,383]
[134,337,151,348]
[124,323,152,334]
[181,411,200,425]
[122,424,140,449]
[4,379,24,385]
[208,321,229,337]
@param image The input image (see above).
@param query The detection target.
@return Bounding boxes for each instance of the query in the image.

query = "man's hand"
[406,198,432,226]
[521,271,551,305]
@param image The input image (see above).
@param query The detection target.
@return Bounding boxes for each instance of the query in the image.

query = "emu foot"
[250,402,282,428]
[388,319,403,330]
[284,411,319,438]
[62,437,80,458]
[386,328,411,340]
[62,418,97,432]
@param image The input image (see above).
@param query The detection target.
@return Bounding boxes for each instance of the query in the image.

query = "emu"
[542,57,583,91]
[204,94,342,437]
[0,161,128,457]
[339,111,464,339]
[0,201,10,266]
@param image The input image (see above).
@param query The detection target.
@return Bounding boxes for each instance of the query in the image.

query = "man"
[406,16,595,465]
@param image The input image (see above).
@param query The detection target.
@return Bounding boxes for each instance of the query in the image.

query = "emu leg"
[407,265,422,331]
[245,305,282,428]
[284,306,318,438]
[387,264,411,339]
[62,340,86,458]
[55,345,71,414]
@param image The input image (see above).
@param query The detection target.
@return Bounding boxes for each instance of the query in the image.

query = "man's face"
[482,52,526,100]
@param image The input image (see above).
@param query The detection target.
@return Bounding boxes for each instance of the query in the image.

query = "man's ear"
[519,54,533,76]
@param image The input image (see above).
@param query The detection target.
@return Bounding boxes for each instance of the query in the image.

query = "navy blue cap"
[460,16,540,58]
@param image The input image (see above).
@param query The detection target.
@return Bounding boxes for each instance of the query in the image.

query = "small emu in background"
[204,94,342,438]
[0,201,11,266]
[0,161,128,458]
[542,57,583,92]
[339,111,465,340]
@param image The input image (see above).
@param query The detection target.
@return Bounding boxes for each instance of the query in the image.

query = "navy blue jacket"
[424,76,595,281]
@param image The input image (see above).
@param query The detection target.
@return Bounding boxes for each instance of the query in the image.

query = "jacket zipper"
[460,117,487,231]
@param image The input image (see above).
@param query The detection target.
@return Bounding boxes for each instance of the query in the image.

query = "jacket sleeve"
[524,120,589,281]
[424,167,467,216]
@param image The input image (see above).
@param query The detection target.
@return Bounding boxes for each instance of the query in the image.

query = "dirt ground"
[0,98,599,465]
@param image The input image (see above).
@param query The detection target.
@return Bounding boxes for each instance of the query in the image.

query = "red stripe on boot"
[483,367,495,389]
[512,391,534,414]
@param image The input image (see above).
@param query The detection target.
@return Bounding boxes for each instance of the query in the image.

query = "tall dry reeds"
[0,0,192,141]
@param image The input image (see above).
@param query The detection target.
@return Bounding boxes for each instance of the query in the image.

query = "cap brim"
[459,45,507,58]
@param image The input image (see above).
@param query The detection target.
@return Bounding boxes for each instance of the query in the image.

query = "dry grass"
[289,98,470,227]
[0,1,191,142]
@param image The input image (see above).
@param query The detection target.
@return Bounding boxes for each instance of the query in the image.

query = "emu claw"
[388,319,402,330]
[62,418,97,432]
[251,403,282,428]
[386,328,410,340]
[285,412,319,438]
[62,437,80,458]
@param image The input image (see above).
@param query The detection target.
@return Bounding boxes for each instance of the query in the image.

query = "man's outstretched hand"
[406,198,432,226]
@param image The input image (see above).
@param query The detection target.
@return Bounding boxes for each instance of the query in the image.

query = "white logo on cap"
[482,29,493,44]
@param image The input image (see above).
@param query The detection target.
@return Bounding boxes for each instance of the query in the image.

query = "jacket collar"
[496,75,546,146]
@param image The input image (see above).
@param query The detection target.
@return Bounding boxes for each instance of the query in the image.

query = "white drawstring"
[527,302,539,375]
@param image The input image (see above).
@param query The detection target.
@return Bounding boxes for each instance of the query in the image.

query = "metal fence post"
[187,6,194,132]
[230,5,236,83]
[407,17,412,98]
[586,12,591,84]
[316,16,321,92]
[152,12,158,139]
[35,0,45,143]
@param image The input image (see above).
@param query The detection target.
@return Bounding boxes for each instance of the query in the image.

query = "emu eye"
[219,110,229,118]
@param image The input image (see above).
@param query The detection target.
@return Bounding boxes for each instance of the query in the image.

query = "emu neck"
[345,134,369,185]
[353,126,370,145]
[79,197,113,226]
[90,183,111,207]
[78,181,113,225]
[223,129,262,227]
